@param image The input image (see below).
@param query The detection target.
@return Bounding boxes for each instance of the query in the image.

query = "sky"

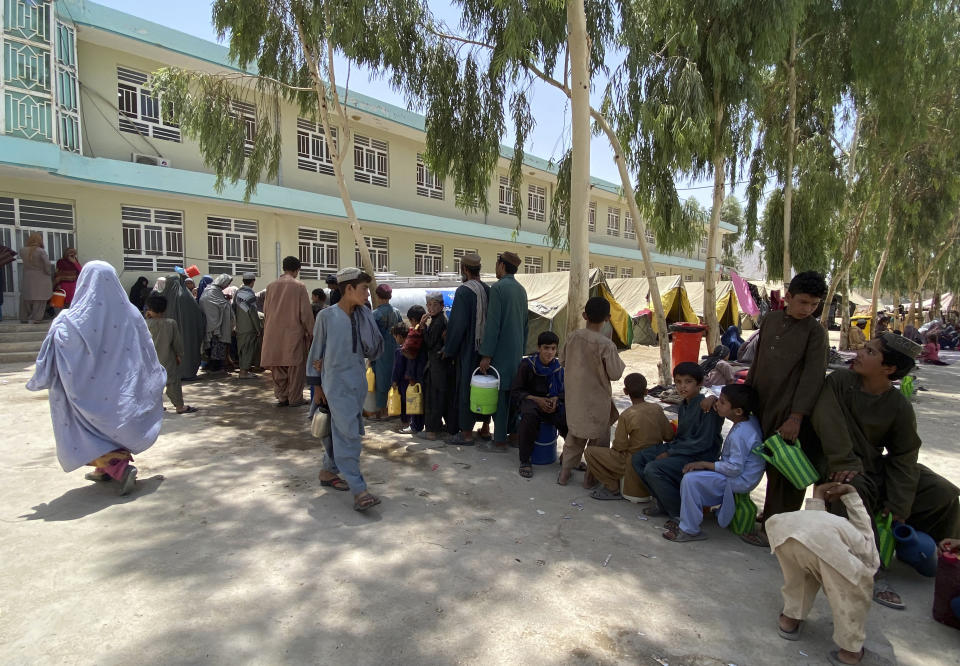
[90,0,724,208]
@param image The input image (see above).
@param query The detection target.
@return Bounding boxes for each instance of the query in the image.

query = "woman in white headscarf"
[199,273,235,372]
[26,261,165,495]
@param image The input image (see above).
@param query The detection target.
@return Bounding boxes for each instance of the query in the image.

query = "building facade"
[0,0,731,317]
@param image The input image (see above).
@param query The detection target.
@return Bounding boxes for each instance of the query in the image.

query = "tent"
[923,292,955,313]
[607,275,698,343]
[515,268,633,352]
[684,281,741,331]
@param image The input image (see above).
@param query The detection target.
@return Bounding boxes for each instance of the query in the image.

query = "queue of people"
[22,259,960,662]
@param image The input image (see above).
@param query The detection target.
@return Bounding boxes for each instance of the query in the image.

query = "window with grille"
[686,274,694,281]
[416,154,444,199]
[624,213,636,240]
[645,228,655,246]
[620,267,633,278]
[55,20,81,152]
[207,216,259,275]
[498,176,516,215]
[414,242,443,275]
[229,101,256,157]
[121,205,184,272]
[655,271,666,277]
[588,201,596,231]
[0,197,76,292]
[354,135,388,187]
[455,188,483,209]
[116,67,180,142]
[603,265,616,279]
[296,118,337,175]
[607,207,620,236]
[556,259,571,272]
[297,227,339,280]
[523,256,542,274]
[527,185,545,222]
[355,236,389,272]
[453,248,478,273]
[700,236,709,254]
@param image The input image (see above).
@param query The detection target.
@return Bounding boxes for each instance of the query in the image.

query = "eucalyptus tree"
[618,0,801,349]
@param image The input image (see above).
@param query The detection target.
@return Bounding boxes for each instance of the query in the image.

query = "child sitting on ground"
[766,482,879,665]
[632,361,723,521]
[921,332,948,365]
[586,372,674,501]
[391,320,425,434]
[510,331,568,479]
[663,383,764,542]
[559,296,627,487]
[145,295,198,414]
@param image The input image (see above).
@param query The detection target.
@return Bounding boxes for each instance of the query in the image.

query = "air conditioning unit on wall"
[132,153,172,167]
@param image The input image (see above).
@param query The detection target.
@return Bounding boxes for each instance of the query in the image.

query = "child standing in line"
[145,295,198,415]
[663,383,764,542]
[559,296,626,487]
[399,306,427,434]
[586,372,674,501]
[767,482,879,665]
[632,362,723,522]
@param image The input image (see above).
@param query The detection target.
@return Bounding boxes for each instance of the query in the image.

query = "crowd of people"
[17,252,960,662]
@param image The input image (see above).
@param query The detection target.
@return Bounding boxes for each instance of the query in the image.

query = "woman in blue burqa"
[27,261,165,495]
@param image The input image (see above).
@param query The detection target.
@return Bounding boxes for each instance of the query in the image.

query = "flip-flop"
[319,476,350,491]
[518,465,533,478]
[662,528,708,542]
[739,530,769,548]
[177,406,199,414]
[117,465,138,496]
[354,493,382,512]
[663,519,679,532]
[643,504,666,517]
[873,579,905,610]
[827,649,866,666]
[777,618,803,641]
[589,486,622,500]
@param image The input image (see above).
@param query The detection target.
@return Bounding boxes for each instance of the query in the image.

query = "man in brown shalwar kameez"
[261,256,314,407]
[745,271,829,540]
[812,334,960,610]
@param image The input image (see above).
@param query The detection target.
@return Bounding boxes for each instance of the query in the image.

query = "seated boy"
[767,482,879,666]
[664,384,764,541]
[586,372,674,501]
[632,361,723,521]
[511,331,567,479]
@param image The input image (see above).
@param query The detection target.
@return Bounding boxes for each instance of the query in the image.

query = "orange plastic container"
[670,323,707,371]
[185,265,201,278]
[49,289,66,308]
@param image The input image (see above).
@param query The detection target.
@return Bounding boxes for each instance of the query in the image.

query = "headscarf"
[721,325,744,361]
[199,279,233,343]
[160,273,205,379]
[23,232,43,260]
[26,261,165,471]
[524,352,564,397]
[700,344,730,374]
[152,276,167,293]
[214,273,233,289]
[128,276,150,311]
[223,285,238,300]
[196,275,213,300]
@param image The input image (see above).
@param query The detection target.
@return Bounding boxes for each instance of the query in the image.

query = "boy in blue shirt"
[632,362,723,521]
[664,383,765,542]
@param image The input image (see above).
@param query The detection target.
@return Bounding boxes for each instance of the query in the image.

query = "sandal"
[445,432,475,446]
[777,615,803,641]
[176,406,199,414]
[319,476,349,491]
[739,529,769,548]
[873,578,905,610]
[589,486,622,500]
[827,649,865,666]
[518,465,533,478]
[354,493,382,512]
[663,519,679,532]
[662,528,708,542]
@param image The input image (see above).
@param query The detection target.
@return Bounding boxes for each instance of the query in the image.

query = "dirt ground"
[1,333,958,665]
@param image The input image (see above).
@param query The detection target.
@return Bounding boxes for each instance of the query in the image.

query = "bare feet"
[778,614,800,633]
[557,469,571,486]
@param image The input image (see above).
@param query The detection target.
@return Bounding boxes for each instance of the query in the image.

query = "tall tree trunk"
[704,94,726,350]
[782,27,797,285]
[592,112,673,385]
[906,277,917,330]
[870,211,896,335]
[565,0,590,336]
[839,271,851,350]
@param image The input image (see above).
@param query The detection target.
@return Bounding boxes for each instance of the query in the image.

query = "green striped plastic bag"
[729,493,758,535]
[900,375,915,399]
[875,511,895,568]
[753,434,819,490]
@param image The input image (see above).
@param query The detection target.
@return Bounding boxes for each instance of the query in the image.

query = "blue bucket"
[532,423,558,465]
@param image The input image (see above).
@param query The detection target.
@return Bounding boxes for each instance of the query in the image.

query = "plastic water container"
[670,323,707,371]
[185,265,201,278]
[470,367,500,415]
[532,423,558,465]
[48,289,66,308]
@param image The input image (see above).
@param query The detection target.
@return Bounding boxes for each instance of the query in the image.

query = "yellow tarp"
[684,281,741,330]
[607,276,697,333]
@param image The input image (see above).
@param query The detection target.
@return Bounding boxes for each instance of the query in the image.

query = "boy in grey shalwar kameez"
[307,267,384,511]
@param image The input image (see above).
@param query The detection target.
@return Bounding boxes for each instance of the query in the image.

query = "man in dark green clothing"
[813,333,960,610]
[443,253,490,445]
[478,251,529,453]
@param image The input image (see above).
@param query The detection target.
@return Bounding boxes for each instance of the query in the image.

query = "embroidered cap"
[460,252,482,269]
[335,267,369,283]
[881,332,922,360]
[242,272,256,281]
[426,291,444,303]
